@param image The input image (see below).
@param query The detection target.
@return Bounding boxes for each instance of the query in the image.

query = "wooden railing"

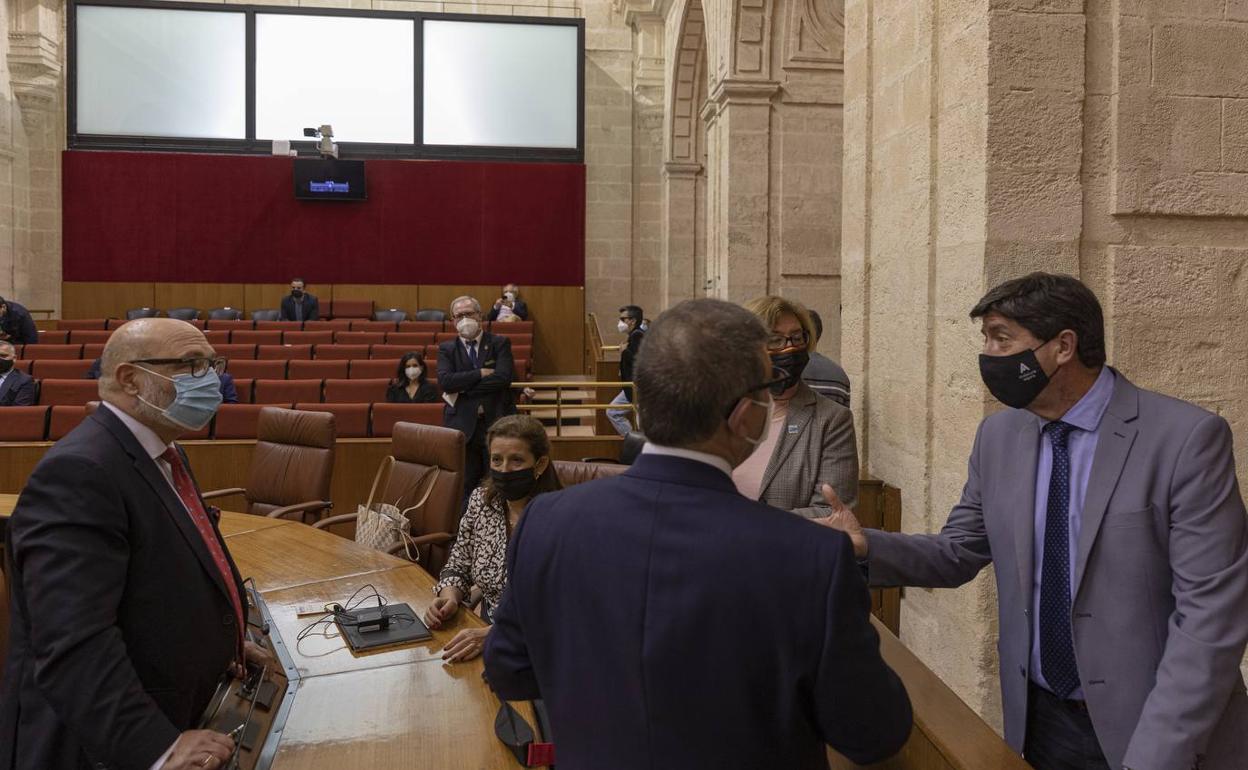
[511,380,636,437]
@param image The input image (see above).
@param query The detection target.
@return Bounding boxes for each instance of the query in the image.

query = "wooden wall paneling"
[330,285,421,316]
[518,285,584,374]
[153,283,247,316]
[244,283,293,315]
[416,285,500,318]
[61,282,155,320]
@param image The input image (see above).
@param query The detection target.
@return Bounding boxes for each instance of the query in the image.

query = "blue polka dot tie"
[1040,420,1080,698]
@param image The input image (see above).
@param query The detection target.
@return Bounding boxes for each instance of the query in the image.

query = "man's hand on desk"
[424,595,459,629]
[812,483,869,559]
[442,627,490,663]
[160,729,234,770]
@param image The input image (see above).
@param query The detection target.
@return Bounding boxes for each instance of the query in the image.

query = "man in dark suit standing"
[0,341,35,406]
[484,298,912,769]
[1,318,269,770]
[437,295,515,500]
[278,278,319,322]
[0,296,38,345]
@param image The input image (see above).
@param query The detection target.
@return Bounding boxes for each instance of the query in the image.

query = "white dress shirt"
[641,442,734,478]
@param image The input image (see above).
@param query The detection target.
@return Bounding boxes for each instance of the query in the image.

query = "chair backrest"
[387,421,465,572]
[47,405,88,440]
[0,566,8,685]
[295,403,370,438]
[68,330,112,344]
[370,344,415,360]
[414,309,446,322]
[56,319,107,330]
[226,359,287,380]
[258,344,313,360]
[166,307,200,321]
[323,378,388,403]
[349,320,397,332]
[231,330,282,345]
[372,309,408,323]
[36,330,69,344]
[244,407,336,516]
[253,379,322,404]
[0,405,49,441]
[284,331,334,346]
[385,332,435,346]
[289,359,349,379]
[215,343,257,360]
[302,319,351,332]
[206,319,254,331]
[126,307,159,320]
[32,359,94,379]
[208,307,244,321]
[250,309,281,322]
[38,379,100,406]
[203,330,230,345]
[315,344,370,361]
[213,403,286,439]
[349,359,397,379]
[255,320,302,332]
[334,331,386,345]
[22,344,83,360]
[552,461,628,487]
[371,403,443,436]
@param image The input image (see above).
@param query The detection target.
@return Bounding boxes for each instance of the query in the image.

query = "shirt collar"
[1053,366,1115,432]
[641,443,734,478]
[101,401,172,461]
[461,332,484,346]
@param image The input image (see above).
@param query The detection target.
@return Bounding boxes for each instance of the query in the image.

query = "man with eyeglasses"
[485,298,912,769]
[1,318,270,770]
[86,355,240,404]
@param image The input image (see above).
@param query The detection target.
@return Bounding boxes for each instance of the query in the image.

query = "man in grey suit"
[819,273,1248,770]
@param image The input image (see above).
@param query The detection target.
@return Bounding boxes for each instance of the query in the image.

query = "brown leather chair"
[203,407,335,520]
[0,567,8,687]
[553,460,628,488]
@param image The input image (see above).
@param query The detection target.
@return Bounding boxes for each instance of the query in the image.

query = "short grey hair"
[0,340,14,356]
[634,299,769,447]
[450,295,481,315]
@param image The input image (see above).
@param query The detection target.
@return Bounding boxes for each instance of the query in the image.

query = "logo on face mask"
[979,340,1055,409]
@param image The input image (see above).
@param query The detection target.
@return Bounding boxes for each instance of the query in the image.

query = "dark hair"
[392,351,427,386]
[634,298,768,447]
[619,305,643,323]
[290,278,305,286]
[808,309,824,341]
[482,415,563,507]
[970,272,1106,368]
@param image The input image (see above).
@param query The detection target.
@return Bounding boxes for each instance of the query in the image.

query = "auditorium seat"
[203,330,230,345]
[126,307,159,320]
[385,332,436,346]
[82,344,106,360]
[68,330,111,344]
[227,360,287,379]
[232,378,254,403]
[553,461,628,487]
[206,319,253,331]
[329,299,373,319]
[334,331,386,345]
[0,406,49,441]
[33,360,93,379]
[216,343,257,360]
[258,344,312,360]
[289,359,348,379]
[349,359,397,379]
[398,321,444,333]
[371,403,442,436]
[302,319,351,332]
[250,309,281,322]
[253,379,322,404]
[21,344,82,360]
[432,333,459,344]
[105,318,130,330]
[315,344,369,360]
[284,331,334,346]
[490,321,534,335]
[12,360,31,374]
[511,345,532,361]
[47,405,88,440]
[208,308,244,321]
[57,319,106,330]
[514,359,530,379]
[36,330,70,344]
[255,320,302,332]
[370,344,413,360]
[323,378,388,403]
[231,330,282,345]
[372,309,408,323]
[414,310,446,323]
[295,403,370,438]
[166,307,200,321]
[203,407,335,520]
[212,403,285,439]
[348,320,397,332]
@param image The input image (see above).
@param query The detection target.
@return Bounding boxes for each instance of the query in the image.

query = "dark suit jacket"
[0,301,37,346]
[484,453,913,769]
[436,333,515,440]
[279,293,319,322]
[618,328,644,400]
[0,369,36,406]
[0,407,247,770]
[488,299,529,321]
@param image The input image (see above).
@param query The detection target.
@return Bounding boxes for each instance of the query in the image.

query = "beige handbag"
[354,456,440,562]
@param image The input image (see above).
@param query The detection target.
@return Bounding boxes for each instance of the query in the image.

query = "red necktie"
[160,447,245,663]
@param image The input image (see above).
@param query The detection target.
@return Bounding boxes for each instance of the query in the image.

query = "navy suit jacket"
[436,333,515,440]
[0,369,36,406]
[0,301,37,346]
[0,408,246,770]
[484,453,912,769]
[488,299,529,321]
[279,293,319,322]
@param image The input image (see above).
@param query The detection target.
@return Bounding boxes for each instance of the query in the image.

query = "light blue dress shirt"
[1030,366,1115,698]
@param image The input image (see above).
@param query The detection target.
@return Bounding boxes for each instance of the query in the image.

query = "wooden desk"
[0,493,16,518]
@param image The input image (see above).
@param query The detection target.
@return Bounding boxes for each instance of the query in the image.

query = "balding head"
[0,340,15,359]
[102,318,217,442]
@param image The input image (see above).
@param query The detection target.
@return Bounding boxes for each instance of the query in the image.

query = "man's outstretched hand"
[813,483,869,559]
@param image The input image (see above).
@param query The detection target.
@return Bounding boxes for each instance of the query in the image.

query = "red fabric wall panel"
[63,151,585,286]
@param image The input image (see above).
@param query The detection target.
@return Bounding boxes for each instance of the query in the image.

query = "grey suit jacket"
[864,369,1248,770]
[759,382,859,516]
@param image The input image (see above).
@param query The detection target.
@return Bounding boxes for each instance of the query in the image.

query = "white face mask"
[742,397,773,447]
[504,291,516,302]
[617,320,630,334]
[405,366,422,380]
[456,316,481,340]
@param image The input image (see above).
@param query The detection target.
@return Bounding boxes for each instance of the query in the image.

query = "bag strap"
[366,455,396,511]
[398,465,441,519]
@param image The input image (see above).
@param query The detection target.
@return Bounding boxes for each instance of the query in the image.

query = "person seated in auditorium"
[279,277,319,322]
[0,340,36,406]
[732,297,858,515]
[488,283,528,322]
[0,294,38,345]
[385,351,439,403]
[802,309,851,408]
[0,317,272,770]
[423,415,561,662]
[88,355,239,403]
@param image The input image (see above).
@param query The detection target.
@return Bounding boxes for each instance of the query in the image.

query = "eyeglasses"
[130,357,227,378]
[452,310,479,320]
[766,331,808,351]
[723,366,790,417]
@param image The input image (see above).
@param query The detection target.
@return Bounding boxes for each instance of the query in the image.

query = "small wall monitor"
[293,158,367,201]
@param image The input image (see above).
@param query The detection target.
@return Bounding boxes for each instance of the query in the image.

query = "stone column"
[660,161,704,304]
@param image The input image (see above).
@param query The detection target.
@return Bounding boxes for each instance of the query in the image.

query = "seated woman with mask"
[731,297,859,516]
[385,351,439,403]
[488,283,529,322]
[423,414,562,662]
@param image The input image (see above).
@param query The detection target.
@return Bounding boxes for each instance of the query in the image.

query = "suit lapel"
[760,387,816,495]
[1012,417,1041,606]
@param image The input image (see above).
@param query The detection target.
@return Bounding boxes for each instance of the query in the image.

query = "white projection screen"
[76,6,246,138]
[255,15,416,145]
[422,20,578,149]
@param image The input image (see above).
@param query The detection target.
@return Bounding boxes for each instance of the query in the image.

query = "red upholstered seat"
[32,360,94,379]
[253,379,322,404]
[38,379,99,406]
[370,344,413,360]
[397,321,444,333]
[216,344,257,360]
[232,378,253,403]
[227,359,287,379]
[295,403,370,438]
[511,345,532,361]
[433,333,460,344]
[12,360,31,374]
[0,405,49,440]
[334,331,385,345]
[68,330,112,344]
[231,330,282,345]
[21,344,82,360]
[315,344,369,360]
[203,330,230,345]
[493,333,533,348]
[82,344,106,360]
[329,299,373,319]
[255,321,301,331]
[514,358,530,380]
[371,403,443,436]
[105,318,129,330]
[258,344,313,360]
[48,405,89,440]
[205,319,254,330]
[490,321,534,335]
[348,320,397,332]
[37,330,70,344]
[288,359,348,379]
[323,378,388,403]
[213,403,289,439]
[385,332,436,346]
[349,359,397,379]
[57,319,107,330]
[302,320,351,332]
[284,331,334,346]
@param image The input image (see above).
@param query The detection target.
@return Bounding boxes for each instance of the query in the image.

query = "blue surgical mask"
[136,367,223,430]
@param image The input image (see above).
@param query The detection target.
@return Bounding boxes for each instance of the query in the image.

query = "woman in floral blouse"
[424,414,562,662]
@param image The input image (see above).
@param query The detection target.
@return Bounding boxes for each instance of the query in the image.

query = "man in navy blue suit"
[484,298,912,769]
[278,278,319,322]
[0,341,36,406]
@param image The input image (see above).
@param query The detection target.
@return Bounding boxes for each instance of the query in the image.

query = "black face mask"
[291,290,304,299]
[978,344,1052,409]
[491,467,538,501]
[768,351,810,396]
[0,359,12,374]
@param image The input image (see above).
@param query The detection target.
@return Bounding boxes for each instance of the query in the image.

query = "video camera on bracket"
[302,124,338,159]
